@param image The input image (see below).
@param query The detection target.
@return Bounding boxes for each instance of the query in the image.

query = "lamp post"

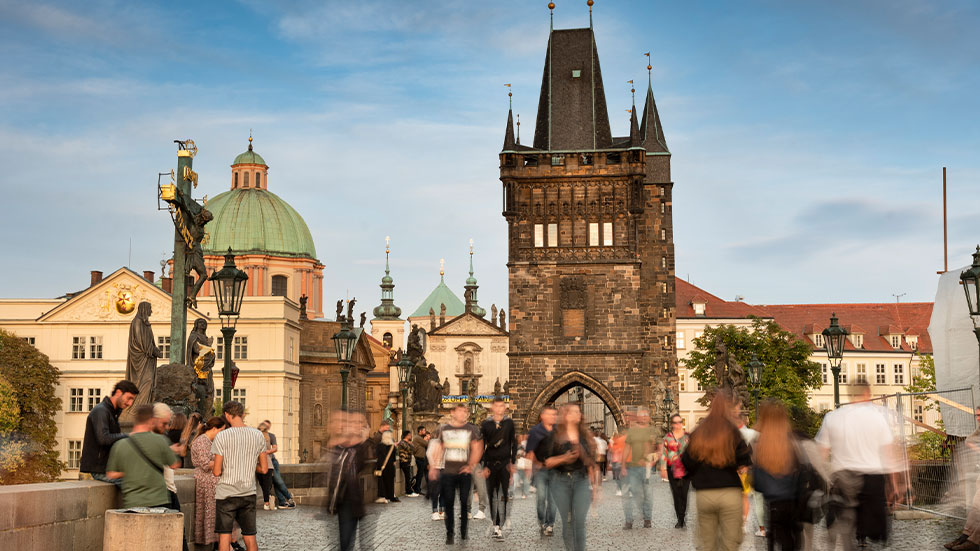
[208,248,248,407]
[331,314,357,411]
[746,353,764,421]
[396,352,415,434]
[960,247,980,386]
[661,388,675,433]
[823,313,849,409]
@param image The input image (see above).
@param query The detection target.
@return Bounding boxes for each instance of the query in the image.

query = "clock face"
[115,290,136,314]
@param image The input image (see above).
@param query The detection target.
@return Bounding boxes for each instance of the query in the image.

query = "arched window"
[383,332,393,348]
[243,172,250,188]
[271,275,287,297]
[255,172,261,188]
[234,172,239,188]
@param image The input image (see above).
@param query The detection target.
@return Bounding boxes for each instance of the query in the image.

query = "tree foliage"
[905,354,937,408]
[0,330,64,484]
[683,317,824,435]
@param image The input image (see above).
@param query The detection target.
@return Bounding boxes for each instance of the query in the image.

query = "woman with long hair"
[191,416,227,550]
[663,413,691,528]
[180,412,203,468]
[256,421,277,510]
[541,403,597,551]
[681,391,751,551]
[753,400,802,550]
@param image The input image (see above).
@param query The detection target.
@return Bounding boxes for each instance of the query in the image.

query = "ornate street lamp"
[822,313,849,408]
[960,246,980,385]
[661,388,676,432]
[396,352,415,434]
[332,313,357,410]
[746,353,764,420]
[208,248,248,406]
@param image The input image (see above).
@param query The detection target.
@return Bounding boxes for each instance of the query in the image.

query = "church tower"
[500,6,676,430]
[370,237,405,350]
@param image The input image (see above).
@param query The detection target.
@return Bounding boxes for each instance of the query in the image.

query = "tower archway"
[524,371,624,433]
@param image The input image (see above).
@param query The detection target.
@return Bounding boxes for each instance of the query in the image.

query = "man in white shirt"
[816,382,903,550]
[213,400,269,551]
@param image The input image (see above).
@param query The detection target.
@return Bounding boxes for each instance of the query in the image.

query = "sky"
[1,0,979,321]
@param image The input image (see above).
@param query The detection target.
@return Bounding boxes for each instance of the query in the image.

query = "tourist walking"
[480,397,518,540]
[752,400,804,550]
[539,403,598,551]
[324,410,376,551]
[427,425,445,520]
[397,430,416,496]
[593,430,608,483]
[428,402,483,545]
[191,416,227,549]
[256,421,278,510]
[513,434,531,499]
[816,382,903,550]
[263,420,296,508]
[681,391,752,551]
[736,405,765,538]
[526,405,558,536]
[375,427,398,503]
[622,407,659,529]
[662,413,691,528]
[412,425,430,496]
[104,404,181,508]
[80,380,139,485]
[609,430,625,495]
[212,400,269,551]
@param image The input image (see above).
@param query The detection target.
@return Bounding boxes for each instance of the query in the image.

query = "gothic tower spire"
[641,56,668,153]
[372,236,402,320]
[464,239,486,318]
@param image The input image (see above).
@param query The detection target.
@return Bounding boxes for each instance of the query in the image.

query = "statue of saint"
[126,302,163,412]
[359,312,366,328]
[494,378,502,396]
[186,318,215,417]
[165,187,212,307]
[336,300,344,321]
[406,324,424,364]
[346,297,356,324]
[499,309,506,331]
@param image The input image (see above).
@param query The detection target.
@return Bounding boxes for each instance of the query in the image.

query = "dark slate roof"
[503,108,516,151]
[533,28,612,151]
[641,80,668,153]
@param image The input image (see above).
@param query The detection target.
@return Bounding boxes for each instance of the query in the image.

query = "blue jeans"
[533,468,557,527]
[91,472,123,488]
[513,469,530,497]
[622,466,652,523]
[271,457,293,504]
[550,470,591,551]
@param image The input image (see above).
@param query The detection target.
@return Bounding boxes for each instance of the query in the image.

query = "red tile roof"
[675,278,769,319]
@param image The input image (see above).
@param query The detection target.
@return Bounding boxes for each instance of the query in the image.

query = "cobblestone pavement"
[257,478,960,550]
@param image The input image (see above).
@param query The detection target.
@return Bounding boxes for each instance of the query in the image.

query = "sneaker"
[948,535,970,550]
[285,500,297,508]
[492,526,503,540]
[445,534,454,545]
[263,503,271,511]
[544,525,554,536]
[440,511,446,520]
[952,542,980,551]
[755,528,766,538]
[390,497,401,503]
[623,522,633,530]
[615,490,622,496]
[643,520,652,528]
[375,497,388,504]
[432,512,441,521]
[474,510,486,520]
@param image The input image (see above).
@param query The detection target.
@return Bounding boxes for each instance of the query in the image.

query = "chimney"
[90,270,103,286]
[143,271,155,283]
[161,277,173,294]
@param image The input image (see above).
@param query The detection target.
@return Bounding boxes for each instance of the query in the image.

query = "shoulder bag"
[374,445,394,477]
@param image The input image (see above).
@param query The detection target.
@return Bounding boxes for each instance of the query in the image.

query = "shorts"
[216,495,257,536]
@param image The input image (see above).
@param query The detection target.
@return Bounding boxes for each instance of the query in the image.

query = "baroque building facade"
[501,22,676,430]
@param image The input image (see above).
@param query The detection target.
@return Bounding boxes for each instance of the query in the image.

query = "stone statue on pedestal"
[186,318,215,418]
[125,302,163,415]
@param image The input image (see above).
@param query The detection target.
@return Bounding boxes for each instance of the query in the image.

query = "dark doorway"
[552,385,618,435]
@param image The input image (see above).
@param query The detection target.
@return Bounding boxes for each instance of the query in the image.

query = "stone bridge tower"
[500,18,676,430]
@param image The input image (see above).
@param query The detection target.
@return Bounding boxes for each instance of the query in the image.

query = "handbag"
[374,444,394,477]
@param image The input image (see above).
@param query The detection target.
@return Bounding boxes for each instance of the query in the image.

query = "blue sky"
[1,0,978,319]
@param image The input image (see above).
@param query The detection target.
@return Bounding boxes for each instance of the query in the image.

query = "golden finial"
[516,113,521,142]
[505,83,512,109]
[469,238,474,255]
[440,258,445,277]
[548,2,555,11]
[248,129,253,151]
[385,235,390,254]
[645,52,652,80]
[587,0,594,7]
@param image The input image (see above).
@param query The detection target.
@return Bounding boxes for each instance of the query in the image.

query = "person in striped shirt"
[212,400,269,551]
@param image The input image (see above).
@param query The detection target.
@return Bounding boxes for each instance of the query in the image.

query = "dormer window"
[814,333,824,348]
[692,301,706,317]
[890,335,901,349]
[850,334,863,348]
[907,336,918,350]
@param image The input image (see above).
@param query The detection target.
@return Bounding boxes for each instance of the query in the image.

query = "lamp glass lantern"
[332,323,357,365]
[960,246,980,318]
[822,313,848,366]
[662,388,675,415]
[208,248,248,326]
[746,354,764,386]
[397,355,415,387]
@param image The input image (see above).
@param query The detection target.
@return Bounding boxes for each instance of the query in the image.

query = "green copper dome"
[233,148,267,166]
[410,276,464,318]
[204,188,317,259]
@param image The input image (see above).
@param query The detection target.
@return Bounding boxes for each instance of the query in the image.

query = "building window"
[551,154,565,166]
[696,379,703,392]
[22,336,35,346]
[876,363,886,384]
[255,172,261,187]
[72,337,86,359]
[288,387,293,414]
[890,335,900,349]
[908,336,918,350]
[821,363,828,385]
[661,202,666,214]
[679,373,687,392]
[271,275,288,297]
[234,173,239,188]
[856,363,868,384]
[243,172,249,188]
[853,334,863,348]
[661,256,667,269]
[660,282,668,294]
[676,331,685,349]
[158,336,171,358]
[69,388,84,412]
[914,404,924,423]
[562,309,585,337]
[87,388,101,411]
[589,223,599,246]
[692,301,705,316]
[288,337,295,363]
[894,364,904,385]
[813,333,824,348]
[603,222,613,246]
[383,332,393,348]
[547,223,558,247]
[534,224,544,248]
[217,336,248,360]
[660,228,666,240]
[838,362,848,384]
[89,336,103,359]
[232,388,246,408]
[67,440,82,469]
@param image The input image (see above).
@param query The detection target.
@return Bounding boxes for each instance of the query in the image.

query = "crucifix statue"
[160,139,213,365]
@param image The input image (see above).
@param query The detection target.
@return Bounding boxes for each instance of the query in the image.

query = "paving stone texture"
[256,477,960,550]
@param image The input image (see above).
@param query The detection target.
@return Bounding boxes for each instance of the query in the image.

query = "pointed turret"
[372,237,402,320]
[464,239,486,318]
[629,104,641,148]
[503,108,516,151]
[641,77,668,153]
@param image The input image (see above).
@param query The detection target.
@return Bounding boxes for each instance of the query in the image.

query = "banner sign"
[441,395,510,404]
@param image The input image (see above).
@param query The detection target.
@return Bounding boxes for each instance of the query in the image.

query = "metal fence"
[870,387,977,519]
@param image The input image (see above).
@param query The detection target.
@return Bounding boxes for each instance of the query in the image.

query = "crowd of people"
[80,378,918,551]
[79,379,296,551]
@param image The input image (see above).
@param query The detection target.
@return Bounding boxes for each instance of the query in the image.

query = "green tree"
[0,330,64,483]
[683,317,824,435]
[905,354,936,403]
